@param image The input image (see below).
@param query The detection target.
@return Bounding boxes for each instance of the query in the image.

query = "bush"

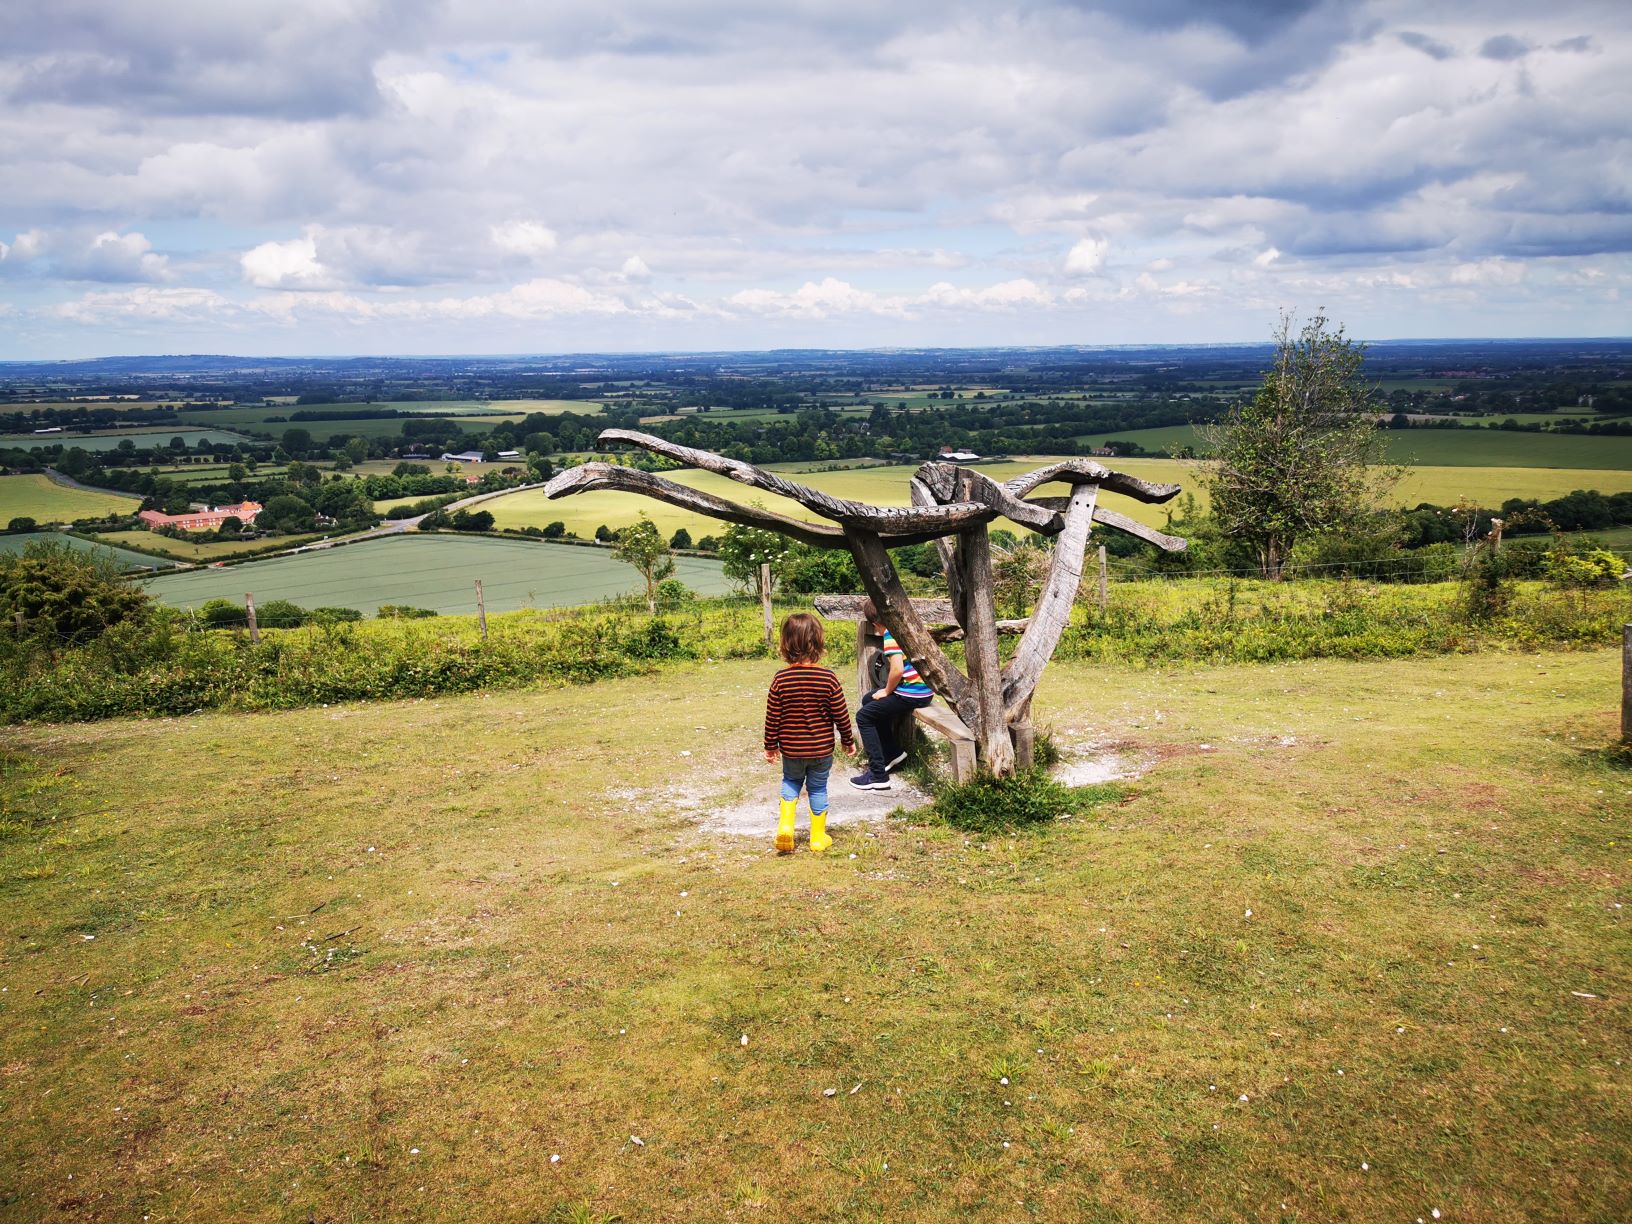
[0,540,151,646]
[310,606,363,625]
[542,521,566,539]
[255,599,309,628]
[927,768,1111,834]
[655,578,695,611]
[1545,545,1625,588]
[6,517,38,533]
[377,604,438,619]
[197,598,247,628]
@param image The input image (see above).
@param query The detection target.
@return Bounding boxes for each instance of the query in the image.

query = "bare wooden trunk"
[952,470,1014,774]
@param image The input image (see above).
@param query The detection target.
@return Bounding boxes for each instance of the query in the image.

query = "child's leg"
[807,755,833,853]
[776,757,804,853]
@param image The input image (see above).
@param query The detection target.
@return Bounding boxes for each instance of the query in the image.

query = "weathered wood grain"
[1003,482,1097,718]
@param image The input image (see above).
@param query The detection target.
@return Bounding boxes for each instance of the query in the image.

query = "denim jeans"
[856,690,933,779]
[781,754,833,812]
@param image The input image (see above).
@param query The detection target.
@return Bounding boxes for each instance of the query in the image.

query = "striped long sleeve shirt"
[764,665,856,758]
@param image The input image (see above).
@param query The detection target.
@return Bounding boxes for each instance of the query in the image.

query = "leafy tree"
[217,516,243,537]
[0,540,150,646]
[1198,311,1398,579]
[344,436,369,464]
[198,597,247,628]
[612,513,675,614]
[594,524,615,543]
[281,428,314,457]
[261,494,317,534]
[6,516,38,533]
[670,527,693,550]
[718,519,792,598]
[542,520,566,539]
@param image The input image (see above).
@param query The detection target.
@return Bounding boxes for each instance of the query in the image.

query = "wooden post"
[1623,624,1631,743]
[245,593,259,643]
[1097,544,1108,613]
[953,468,1014,776]
[475,579,488,640]
[760,563,773,644]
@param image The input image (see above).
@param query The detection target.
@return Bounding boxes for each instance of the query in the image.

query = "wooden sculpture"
[546,429,1188,777]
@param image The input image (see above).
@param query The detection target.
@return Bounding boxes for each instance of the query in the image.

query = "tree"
[612,513,675,614]
[0,539,150,646]
[670,527,693,550]
[345,436,369,464]
[542,520,566,539]
[281,428,314,457]
[1198,311,1399,579]
[261,494,317,534]
[718,519,792,598]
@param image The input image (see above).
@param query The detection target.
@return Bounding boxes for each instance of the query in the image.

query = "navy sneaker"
[849,771,891,792]
[885,751,908,772]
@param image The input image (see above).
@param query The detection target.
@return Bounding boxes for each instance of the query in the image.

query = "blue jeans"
[781,755,833,812]
[856,690,933,780]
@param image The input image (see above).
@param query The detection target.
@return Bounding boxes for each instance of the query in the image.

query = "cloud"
[70,231,171,282]
[1397,31,1454,60]
[620,254,651,280]
[1479,34,1533,61]
[48,286,231,324]
[491,221,559,257]
[1064,236,1109,276]
[241,234,330,288]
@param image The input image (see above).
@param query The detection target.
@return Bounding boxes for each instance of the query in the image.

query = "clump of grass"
[926,768,1119,833]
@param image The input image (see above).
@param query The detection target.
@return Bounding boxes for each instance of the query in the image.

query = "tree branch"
[1005,459,1182,504]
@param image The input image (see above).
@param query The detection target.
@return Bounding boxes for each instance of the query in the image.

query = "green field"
[88,529,329,563]
[141,533,733,614]
[484,457,1632,541]
[0,427,252,453]
[0,473,141,524]
[0,530,174,570]
[2,647,1625,1219]
[1077,423,1632,470]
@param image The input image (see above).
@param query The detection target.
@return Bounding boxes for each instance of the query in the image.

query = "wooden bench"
[910,702,977,783]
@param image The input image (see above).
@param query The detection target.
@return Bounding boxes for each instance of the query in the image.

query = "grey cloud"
[1397,30,1455,59]
[1553,35,1597,52]
[1479,34,1533,61]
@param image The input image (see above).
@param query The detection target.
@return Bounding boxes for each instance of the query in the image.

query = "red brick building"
[137,501,263,532]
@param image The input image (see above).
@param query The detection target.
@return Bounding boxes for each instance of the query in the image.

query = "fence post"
[475,579,488,641]
[1622,624,1631,744]
[1097,544,1108,613]
[245,593,259,643]
[760,563,773,643]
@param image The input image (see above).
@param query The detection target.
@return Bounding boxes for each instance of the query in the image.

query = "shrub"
[198,598,247,628]
[0,540,151,646]
[927,768,1114,834]
[670,528,692,549]
[255,599,309,628]
[1545,545,1625,588]
[656,578,695,611]
[542,521,566,539]
[377,604,438,619]
[310,606,363,625]
[6,517,38,533]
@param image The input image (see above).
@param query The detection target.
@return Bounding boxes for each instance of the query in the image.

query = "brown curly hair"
[778,612,826,664]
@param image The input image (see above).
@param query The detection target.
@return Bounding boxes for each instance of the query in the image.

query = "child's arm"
[828,672,857,755]
[763,674,782,762]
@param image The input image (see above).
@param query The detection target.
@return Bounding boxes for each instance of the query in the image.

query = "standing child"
[763,613,856,854]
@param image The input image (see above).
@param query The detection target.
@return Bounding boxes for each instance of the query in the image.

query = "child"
[763,613,856,854]
[849,597,934,791]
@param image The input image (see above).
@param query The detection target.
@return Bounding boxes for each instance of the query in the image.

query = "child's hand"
[764,749,779,763]
[844,743,857,757]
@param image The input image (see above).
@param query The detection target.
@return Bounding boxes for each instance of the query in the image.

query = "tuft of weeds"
[926,768,1122,833]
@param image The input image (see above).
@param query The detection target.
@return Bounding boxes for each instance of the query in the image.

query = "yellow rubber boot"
[775,799,797,854]
[809,810,832,854]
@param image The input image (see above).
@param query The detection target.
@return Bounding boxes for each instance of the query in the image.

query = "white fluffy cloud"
[1,1,1628,352]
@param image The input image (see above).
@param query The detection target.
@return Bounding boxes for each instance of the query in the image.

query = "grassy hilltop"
[1,648,1627,1221]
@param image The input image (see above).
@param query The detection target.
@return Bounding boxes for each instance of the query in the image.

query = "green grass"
[1076,423,1632,470]
[86,529,328,563]
[486,456,1632,542]
[140,533,733,614]
[1,648,1626,1220]
[0,427,253,453]
[0,473,141,523]
[0,530,173,570]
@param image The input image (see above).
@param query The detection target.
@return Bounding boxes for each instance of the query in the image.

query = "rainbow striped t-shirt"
[883,630,932,699]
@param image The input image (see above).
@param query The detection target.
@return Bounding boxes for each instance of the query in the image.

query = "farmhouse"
[138,501,262,531]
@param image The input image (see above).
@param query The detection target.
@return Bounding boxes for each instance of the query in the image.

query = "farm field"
[0,473,140,523]
[0,530,174,569]
[87,529,328,563]
[141,533,732,614]
[484,457,1632,541]
[1076,423,1632,469]
[0,427,252,453]
[0,648,1624,1220]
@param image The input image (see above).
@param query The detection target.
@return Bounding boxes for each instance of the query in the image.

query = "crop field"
[0,427,252,453]
[141,533,732,614]
[1076,423,1632,470]
[0,473,140,524]
[483,456,1632,541]
[86,529,328,564]
[0,530,173,569]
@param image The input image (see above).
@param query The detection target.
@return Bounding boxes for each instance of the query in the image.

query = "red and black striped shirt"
[764,665,855,758]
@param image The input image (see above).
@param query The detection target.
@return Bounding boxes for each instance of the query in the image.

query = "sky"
[0,0,1628,358]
